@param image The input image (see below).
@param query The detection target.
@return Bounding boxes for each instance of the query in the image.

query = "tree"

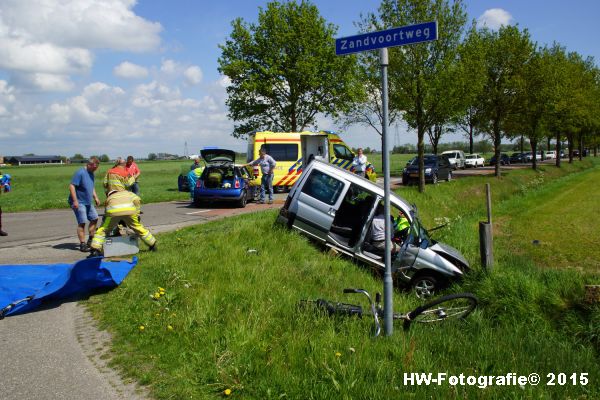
[453,23,487,154]
[72,153,85,160]
[366,0,467,192]
[505,45,551,171]
[99,154,110,163]
[218,0,361,137]
[148,153,157,161]
[475,25,534,177]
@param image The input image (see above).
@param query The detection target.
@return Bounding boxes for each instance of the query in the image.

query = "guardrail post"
[479,183,494,271]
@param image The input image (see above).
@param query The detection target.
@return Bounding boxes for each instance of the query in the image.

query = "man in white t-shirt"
[352,148,367,177]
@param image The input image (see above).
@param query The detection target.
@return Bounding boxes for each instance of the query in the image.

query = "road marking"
[186,210,212,215]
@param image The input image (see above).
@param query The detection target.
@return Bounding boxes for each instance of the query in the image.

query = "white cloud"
[184,66,203,85]
[12,72,75,92]
[477,9,514,30]
[160,59,178,74]
[0,0,162,52]
[114,62,149,79]
[0,0,161,92]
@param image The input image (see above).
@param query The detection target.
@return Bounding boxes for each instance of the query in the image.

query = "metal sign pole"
[380,47,393,336]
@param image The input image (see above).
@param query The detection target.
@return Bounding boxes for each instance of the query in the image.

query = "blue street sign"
[336,21,438,55]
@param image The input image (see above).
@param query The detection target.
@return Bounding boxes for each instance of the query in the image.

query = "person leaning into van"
[245,147,276,204]
[352,148,367,177]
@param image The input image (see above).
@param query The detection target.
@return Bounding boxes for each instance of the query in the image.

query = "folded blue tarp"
[0,256,137,318]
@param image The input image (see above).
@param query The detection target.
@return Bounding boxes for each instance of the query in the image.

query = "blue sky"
[1,0,599,159]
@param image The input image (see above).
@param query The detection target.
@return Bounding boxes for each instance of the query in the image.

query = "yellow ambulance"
[246,130,377,192]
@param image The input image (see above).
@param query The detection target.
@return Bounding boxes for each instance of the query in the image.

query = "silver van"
[277,160,470,298]
[441,150,466,169]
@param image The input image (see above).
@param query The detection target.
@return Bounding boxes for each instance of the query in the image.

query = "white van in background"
[441,150,466,169]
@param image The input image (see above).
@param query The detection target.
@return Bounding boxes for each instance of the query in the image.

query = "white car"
[544,151,556,159]
[464,153,485,168]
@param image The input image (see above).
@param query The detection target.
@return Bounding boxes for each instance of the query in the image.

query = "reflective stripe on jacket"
[105,190,141,216]
[103,167,135,193]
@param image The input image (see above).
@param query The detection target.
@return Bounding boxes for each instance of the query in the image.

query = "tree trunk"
[567,134,574,164]
[493,120,501,177]
[531,140,538,170]
[578,132,584,160]
[469,125,474,154]
[418,126,426,193]
[555,132,561,168]
[520,134,524,154]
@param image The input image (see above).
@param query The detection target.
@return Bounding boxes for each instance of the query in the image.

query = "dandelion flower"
[139,325,145,331]
[154,292,161,299]
[167,325,173,330]
[335,352,341,357]
[224,388,232,396]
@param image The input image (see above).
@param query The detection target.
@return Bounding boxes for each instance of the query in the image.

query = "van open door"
[293,169,349,242]
[301,134,329,167]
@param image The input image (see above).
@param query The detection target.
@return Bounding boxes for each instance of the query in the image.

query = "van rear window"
[261,144,299,162]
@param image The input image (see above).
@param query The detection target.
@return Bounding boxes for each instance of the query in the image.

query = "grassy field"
[85,158,600,399]
[0,160,192,212]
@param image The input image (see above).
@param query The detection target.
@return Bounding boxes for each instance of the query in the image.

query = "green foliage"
[218,0,362,137]
[365,0,468,192]
[86,159,600,399]
[475,25,535,177]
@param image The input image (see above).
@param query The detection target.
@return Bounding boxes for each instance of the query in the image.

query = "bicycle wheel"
[403,293,477,330]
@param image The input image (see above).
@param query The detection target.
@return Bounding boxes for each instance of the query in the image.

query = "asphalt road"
[0,198,283,400]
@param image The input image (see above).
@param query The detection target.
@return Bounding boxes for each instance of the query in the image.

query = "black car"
[402,154,453,185]
[509,152,526,164]
[489,153,510,166]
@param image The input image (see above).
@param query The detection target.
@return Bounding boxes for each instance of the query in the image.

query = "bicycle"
[300,288,478,337]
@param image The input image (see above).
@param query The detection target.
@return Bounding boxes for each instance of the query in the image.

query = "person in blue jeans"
[68,157,101,252]
[245,147,276,204]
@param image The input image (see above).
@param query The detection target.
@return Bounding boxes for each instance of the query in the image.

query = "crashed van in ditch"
[276,160,470,298]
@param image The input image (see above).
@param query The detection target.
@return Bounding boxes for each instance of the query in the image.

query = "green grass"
[0,160,192,212]
[85,158,600,399]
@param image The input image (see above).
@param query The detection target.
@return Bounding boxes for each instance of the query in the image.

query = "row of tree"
[218,0,600,192]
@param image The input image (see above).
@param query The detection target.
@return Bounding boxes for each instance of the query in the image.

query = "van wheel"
[237,190,247,208]
[412,274,446,299]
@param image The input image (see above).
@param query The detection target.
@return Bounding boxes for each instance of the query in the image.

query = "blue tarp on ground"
[0,256,137,318]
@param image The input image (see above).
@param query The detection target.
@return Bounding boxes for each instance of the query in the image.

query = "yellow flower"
[167,325,173,330]
[335,352,341,358]
[153,292,161,299]
[224,388,232,396]
[139,325,145,331]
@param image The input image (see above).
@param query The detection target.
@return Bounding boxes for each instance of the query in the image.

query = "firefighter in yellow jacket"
[89,190,156,256]
[103,157,135,194]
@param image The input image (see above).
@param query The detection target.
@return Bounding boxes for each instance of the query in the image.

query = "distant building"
[5,155,64,165]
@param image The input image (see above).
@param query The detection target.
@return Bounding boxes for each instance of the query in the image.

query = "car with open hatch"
[402,154,453,185]
[192,149,257,208]
[276,160,470,298]
[464,153,485,168]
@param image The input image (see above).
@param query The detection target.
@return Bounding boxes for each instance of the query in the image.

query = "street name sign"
[335,21,438,55]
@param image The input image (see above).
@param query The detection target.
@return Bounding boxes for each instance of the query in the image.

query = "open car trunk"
[202,165,236,189]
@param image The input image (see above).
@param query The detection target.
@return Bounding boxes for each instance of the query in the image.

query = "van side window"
[333,144,354,160]
[301,170,345,205]
[262,144,299,161]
